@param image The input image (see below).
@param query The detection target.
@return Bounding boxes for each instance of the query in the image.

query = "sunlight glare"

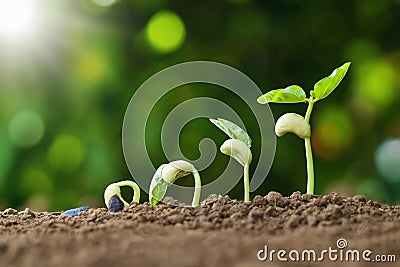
[0,0,38,38]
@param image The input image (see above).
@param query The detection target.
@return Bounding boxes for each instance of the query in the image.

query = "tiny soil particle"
[1,192,400,267]
[2,208,18,215]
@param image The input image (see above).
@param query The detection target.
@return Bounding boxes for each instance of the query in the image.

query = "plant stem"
[244,163,250,202]
[116,180,141,205]
[304,138,314,194]
[192,170,202,207]
[305,96,315,123]
[304,96,315,194]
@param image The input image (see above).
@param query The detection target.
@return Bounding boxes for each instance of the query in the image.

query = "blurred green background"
[1,0,400,211]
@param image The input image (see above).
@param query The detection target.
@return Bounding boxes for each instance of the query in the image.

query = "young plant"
[149,160,201,207]
[104,180,141,212]
[257,62,351,194]
[209,118,252,202]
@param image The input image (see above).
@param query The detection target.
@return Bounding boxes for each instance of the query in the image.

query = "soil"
[1,192,399,267]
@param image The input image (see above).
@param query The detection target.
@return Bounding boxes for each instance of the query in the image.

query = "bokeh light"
[47,135,85,172]
[75,51,109,88]
[357,178,389,203]
[8,111,45,148]
[19,167,53,196]
[0,134,14,191]
[346,40,398,114]
[375,139,400,183]
[313,106,353,159]
[354,60,396,111]
[24,194,50,211]
[145,10,186,54]
[0,0,38,39]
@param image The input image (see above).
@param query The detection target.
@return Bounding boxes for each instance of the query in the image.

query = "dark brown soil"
[1,192,400,267]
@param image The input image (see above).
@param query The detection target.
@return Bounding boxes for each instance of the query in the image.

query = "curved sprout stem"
[244,163,250,202]
[192,170,202,207]
[115,180,141,206]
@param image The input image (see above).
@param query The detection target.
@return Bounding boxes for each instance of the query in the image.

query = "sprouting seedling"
[149,160,201,207]
[104,180,141,212]
[257,62,351,194]
[209,118,252,202]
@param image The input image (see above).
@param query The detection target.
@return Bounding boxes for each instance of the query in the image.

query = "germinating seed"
[108,195,124,212]
[209,118,253,202]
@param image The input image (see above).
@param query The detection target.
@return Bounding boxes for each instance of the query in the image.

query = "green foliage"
[313,62,351,101]
[257,85,307,104]
[257,63,351,105]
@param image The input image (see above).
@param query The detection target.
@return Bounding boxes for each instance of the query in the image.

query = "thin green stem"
[304,96,315,194]
[305,96,315,123]
[244,164,250,202]
[191,170,202,207]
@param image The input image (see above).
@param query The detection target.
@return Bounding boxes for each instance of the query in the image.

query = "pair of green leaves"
[257,62,351,104]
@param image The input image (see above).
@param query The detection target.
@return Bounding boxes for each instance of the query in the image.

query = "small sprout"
[258,62,351,194]
[275,113,311,139]
[104,180,140,212]
[161,160,196,184]
[60,206,90,217]
[149,160,201,207]
[210,118,252,202]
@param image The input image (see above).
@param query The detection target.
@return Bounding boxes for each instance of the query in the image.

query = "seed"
[108,195,124,212]
[60,206,90,217]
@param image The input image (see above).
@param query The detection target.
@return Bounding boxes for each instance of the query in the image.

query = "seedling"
[104,180,141,212]
[149,160,201,207]
[209,118,252,202]
[257,62,351,194]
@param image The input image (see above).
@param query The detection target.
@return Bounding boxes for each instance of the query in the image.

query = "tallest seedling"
[257,62,351,194]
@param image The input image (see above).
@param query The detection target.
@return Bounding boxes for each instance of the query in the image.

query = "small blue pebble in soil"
[60,206,90,217]
[108,195,124,212]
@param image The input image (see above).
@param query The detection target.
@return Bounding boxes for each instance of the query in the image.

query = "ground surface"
[0,192,399,267]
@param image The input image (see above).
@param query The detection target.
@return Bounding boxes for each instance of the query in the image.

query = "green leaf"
[257,85,306,104]
[149,164,169,205]
[313,62,351,100]
[209,118,252,148]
